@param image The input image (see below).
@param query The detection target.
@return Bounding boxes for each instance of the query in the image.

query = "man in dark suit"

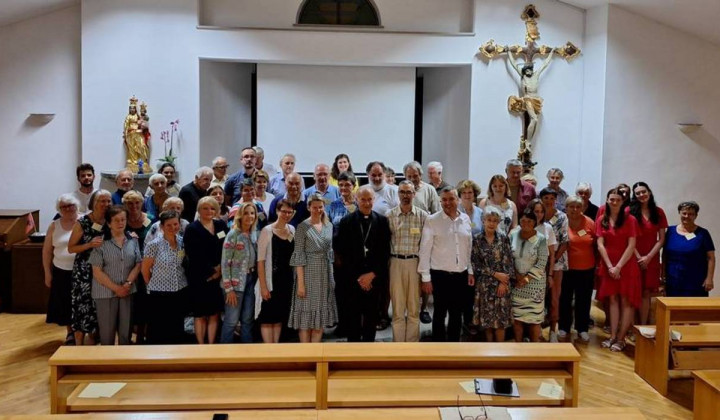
[334,186,391,342]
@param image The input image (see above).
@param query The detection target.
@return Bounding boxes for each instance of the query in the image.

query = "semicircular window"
[298,0,380,26]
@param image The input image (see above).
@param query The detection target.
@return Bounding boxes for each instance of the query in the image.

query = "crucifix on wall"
[479,4,581,173]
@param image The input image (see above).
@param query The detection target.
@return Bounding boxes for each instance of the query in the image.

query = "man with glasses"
[387,181,428,342]
[224,147,257,205]
[210,156,229,188]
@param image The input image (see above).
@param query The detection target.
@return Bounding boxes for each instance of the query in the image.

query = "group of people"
[42,151,715,350]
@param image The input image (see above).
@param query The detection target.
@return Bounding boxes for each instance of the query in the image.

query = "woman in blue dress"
[663,201,715,297]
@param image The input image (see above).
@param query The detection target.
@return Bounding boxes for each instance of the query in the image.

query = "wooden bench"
[693,370,720,420]
[50,344,323,414]
[322,342,580,408]
[0,407,646,420]
[633,297,720,396]
[49,342,580,413]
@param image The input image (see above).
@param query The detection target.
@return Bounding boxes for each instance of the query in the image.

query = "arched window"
[297,0,380,26]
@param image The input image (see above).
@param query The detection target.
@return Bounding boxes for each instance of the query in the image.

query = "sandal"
[610,340,627,352]
[601,338,615,348]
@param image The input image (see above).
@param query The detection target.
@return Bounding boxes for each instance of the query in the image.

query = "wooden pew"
[693,370,720,420]
[49,342,580,413]
[49,344,323,414]
[0,407,646,420]
[321,342,580,408]
[633,297,720,396]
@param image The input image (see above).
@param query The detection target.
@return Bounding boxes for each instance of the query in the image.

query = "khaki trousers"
[389,257,421,342]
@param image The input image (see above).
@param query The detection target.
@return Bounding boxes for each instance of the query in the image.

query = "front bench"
[50,342,580,413]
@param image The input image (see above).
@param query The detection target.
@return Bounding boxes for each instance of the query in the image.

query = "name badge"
[686,233,696,240]
[470,223,476,229]
[347,204,357,213]
[142,218,151,227]
[217,231,226,239]
[410,227,421,235]
[529,235,538,244]
[549,216,558,225]
[92,223,103,232]
[578,229,587,237]
[177,250,185,259]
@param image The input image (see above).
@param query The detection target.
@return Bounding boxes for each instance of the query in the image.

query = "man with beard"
[225,147,256,205]
[366,161,398,216]
[334,186,391,342]
[71,163,96,214]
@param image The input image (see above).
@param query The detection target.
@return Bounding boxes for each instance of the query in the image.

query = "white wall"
[201,0,474,33]
[0,5,80,230]
[469,0,585,191]
[199,61,253,173]
[81,0,586,197]
[421,66,471,186]
[257,64,416,173]
[603,5,720,293]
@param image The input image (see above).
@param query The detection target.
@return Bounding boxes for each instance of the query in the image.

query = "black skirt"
[46,265,72,326]
[189,278,225,317]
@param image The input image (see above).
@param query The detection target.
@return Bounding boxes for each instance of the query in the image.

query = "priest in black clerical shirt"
[334,185,391,342]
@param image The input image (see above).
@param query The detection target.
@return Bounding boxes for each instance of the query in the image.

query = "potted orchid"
[157,119,180,166]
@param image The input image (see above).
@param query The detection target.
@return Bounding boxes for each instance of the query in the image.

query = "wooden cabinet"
[11,240,48,314]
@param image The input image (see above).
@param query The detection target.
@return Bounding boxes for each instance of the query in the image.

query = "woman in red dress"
[596,188,641,352]
[629,182,668,325]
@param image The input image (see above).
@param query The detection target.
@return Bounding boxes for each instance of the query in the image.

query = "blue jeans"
[220,273,256,343]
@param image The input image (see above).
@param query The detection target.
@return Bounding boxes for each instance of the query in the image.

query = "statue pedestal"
[100,171,153,194]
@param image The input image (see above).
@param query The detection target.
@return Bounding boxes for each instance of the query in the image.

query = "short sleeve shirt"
[144,235,188,292]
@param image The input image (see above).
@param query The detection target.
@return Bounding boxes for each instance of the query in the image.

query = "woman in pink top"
[629,182,667,325]
[596,188,640,352]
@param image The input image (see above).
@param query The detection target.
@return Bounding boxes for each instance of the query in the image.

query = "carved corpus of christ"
[479,4,581,173]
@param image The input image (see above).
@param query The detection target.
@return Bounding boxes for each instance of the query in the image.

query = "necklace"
[360,218,373,257]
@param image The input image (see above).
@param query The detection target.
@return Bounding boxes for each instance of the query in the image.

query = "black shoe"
[420,311,432,324]
[376,318,390,331]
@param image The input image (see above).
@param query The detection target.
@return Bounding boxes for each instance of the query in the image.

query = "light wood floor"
[0,313,693,418]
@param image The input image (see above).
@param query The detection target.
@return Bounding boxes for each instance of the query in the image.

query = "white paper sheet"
[78,382,126,398]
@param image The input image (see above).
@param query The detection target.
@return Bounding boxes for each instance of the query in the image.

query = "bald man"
[302,163,340,207]
[268,172,310,227]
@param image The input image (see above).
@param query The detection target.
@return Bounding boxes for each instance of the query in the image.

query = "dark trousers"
[431,270,470,342]
[558,269,594,334]
[346,281,380,342]
[147,289,188,344]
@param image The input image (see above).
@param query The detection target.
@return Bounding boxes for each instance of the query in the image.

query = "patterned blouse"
[144,234,187,292]
[471,230,516,284]
[510,230,549,300]
[221,229,257,293]
[546,210,569,271]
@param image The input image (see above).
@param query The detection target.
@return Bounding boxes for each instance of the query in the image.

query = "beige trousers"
[389,258,421,342]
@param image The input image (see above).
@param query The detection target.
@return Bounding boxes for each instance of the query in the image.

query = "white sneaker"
[557,330,568,339]
[579,332,590,342]
[549,332,558,343]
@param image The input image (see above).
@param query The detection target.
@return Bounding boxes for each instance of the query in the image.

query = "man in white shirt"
[366,161,398,216]
[71,163,96,214]
[403,161,440,214]
[210,156,229,188]
[418,186,475,342]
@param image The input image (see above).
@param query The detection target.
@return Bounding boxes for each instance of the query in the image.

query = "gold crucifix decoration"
[479,5,580,173]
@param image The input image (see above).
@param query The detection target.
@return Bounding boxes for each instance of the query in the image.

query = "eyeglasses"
[279,210,295,215]
[456,395,487,420]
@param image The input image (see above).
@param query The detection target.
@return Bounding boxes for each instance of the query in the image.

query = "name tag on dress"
[92,223,103,232]
[177,250,185,259]
[686,233,696,240]
[142,218,151,227]
[217,231,226,239]
[410,227,421,235]
[578,229,587,237]
[529,235,539,244]
[549,216,558,225]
